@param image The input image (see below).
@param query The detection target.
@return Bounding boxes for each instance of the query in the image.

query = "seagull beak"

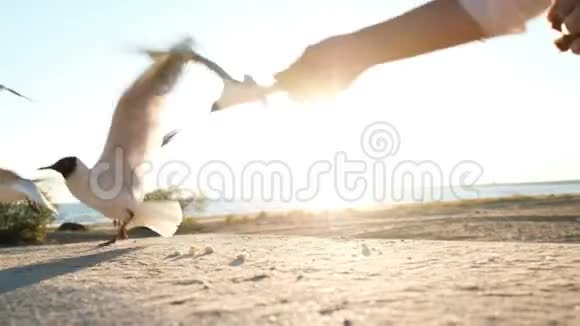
[38,165,53,171]
[211,102,221,112]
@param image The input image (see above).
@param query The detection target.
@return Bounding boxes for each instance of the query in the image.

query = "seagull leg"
[97,220,125,247]
[118,210,134,240]
[97,236,118,248]
[119,222,129,240]
[96,212,134,247]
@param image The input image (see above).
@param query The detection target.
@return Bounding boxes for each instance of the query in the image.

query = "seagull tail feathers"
[127,201,183,237]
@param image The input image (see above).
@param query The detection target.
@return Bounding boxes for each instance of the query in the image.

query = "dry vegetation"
[0,202,56,245]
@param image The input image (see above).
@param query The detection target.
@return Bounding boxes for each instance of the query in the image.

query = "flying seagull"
[0,167,56,213]
[0,84,33,101]
[39,37,208,247]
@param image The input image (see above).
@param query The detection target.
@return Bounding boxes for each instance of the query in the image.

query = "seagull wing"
[190,52,237,81]
[12,179,56,212]
[211,77,270,112]
[96,37,193,202]
[162,129,180,147]
[2,86,33,101]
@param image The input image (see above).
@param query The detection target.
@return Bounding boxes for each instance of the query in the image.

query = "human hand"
[548,0,580,53]
[274,33,372,102]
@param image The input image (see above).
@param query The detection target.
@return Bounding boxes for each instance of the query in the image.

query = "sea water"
[53,180,580,225]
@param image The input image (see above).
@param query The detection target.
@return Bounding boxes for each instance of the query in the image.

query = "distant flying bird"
[0,84,33,101]
[0,167,56,213]
[38,37,213,247]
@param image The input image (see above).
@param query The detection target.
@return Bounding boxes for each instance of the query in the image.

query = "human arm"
[275,0,551,101]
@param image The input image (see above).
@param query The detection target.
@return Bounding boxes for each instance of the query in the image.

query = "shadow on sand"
[0,247,142,294]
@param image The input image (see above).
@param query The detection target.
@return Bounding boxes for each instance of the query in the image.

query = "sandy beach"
[4,0,580,324]
[1,234,579,325]
[1,195,580,325]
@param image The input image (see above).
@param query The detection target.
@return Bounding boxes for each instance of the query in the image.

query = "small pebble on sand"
[237,253,248,261]
[165,250,182,259]
[229,250,250,266]
[204,246,215,255]
[229,253,247,266]
[361,244,371,256]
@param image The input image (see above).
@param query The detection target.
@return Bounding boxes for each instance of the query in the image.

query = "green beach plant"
[0,194,57,245]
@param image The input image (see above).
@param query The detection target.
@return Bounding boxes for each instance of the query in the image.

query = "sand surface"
[1,234,579,325]
[3,196,580,325]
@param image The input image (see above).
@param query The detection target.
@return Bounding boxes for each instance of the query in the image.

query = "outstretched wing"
[186,54,267,111]
[0,85,33,101]
[12,179,56,212]
[211,76,270,112]
[190,52,237,82]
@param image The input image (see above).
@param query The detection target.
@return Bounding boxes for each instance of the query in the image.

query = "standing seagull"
[39,38,206,246]
[0,167,55,212]
[0,84,33,101]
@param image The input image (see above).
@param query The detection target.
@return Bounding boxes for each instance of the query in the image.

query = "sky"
[2,0,580,205]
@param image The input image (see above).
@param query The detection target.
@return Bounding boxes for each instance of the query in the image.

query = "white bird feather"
[0,168,55,212]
